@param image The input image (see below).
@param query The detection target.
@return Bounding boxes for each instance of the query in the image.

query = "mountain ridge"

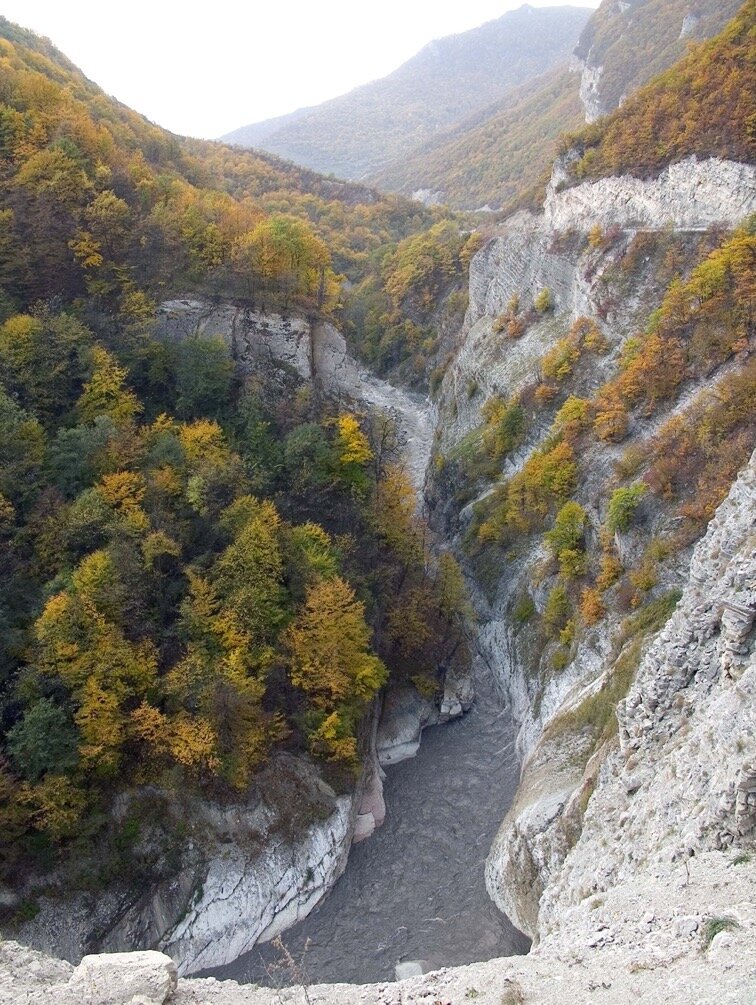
[222,5,593,180]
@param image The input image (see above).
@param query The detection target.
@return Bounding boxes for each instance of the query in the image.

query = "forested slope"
[0,16,472,894]
[370,65,583,212]
[369,0,745,211]
[561,0,756,181]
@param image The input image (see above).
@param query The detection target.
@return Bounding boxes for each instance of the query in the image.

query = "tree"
[7,698,79,782]
[173,336,234,420]
[76,346,142,426]
[215,497,285,652]
[545,501,588,577]
[534,287,553,313]
[607,483,647,533]
[334,414,373,492]
[0,312,93,425]
[286,576,387,710]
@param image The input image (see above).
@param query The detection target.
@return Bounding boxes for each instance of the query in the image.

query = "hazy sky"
[2,1,600,139]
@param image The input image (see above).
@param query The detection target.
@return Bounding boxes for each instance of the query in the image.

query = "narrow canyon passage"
[204,664,529,987]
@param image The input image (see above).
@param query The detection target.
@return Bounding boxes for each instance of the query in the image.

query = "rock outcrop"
[545,157,756,233]
[156,300,434,494]
[12,755,356,975]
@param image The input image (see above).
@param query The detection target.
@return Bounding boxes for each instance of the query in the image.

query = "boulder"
[67,951,177,1005]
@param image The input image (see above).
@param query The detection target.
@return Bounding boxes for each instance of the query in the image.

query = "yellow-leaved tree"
[285,576,387,765]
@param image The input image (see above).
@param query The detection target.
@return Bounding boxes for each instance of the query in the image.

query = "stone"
[394,960,429,980]
[376,686,438,766]
[672,917,699,939]
[67,951,177,1005]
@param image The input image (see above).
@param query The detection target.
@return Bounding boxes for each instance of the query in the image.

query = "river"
[205,663,528,987]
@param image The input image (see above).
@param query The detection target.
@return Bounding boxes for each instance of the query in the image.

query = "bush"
[534,288,553,313]
[580,587,605,625]
[544,584,570,635]
[596,550,622,591]
[513,594,536,624]
[607,483,647,533]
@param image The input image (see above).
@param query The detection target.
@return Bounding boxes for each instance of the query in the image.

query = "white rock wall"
[544,157,756,233]
[163,797,353,974]
[541,453,756,931]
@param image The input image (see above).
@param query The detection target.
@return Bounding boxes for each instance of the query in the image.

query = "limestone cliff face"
[437,157,755,454]
[570,0,743,124]
[542,456,756,923]
[545,158,756,233]
[429,152,756,938]
[12,756,357,975]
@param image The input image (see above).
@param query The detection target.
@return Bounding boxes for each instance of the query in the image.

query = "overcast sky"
[2,1,601,139]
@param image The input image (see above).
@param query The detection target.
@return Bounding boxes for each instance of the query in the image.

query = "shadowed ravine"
[200,366,527,986]
[203,665,528,987]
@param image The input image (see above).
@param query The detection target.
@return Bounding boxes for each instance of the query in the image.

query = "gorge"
[1,2,755,1003]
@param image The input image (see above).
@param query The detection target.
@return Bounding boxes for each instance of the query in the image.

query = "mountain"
[221,5,594,180]
[561,0,756,181]
[572,0,745,122]
[370,0,744,210]
[370,64,584,212]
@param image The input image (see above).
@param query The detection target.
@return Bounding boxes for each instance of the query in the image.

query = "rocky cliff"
[427,152,756,943]
[571,0,743,123]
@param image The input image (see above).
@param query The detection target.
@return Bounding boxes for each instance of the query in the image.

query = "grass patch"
[702,916,740,949]
[544,589,682,752]
[620,589,682,644]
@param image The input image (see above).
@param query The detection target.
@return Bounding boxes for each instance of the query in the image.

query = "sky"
[1,1,601,139]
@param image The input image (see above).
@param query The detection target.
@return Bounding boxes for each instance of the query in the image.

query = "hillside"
[371,65,584,212]
[572,0,745,122]
[0,13,474,950]
[561,0,756,182]
[221,5,593,180]
[369,0,743,211]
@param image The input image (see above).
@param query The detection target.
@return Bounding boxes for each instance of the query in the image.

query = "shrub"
[702,917,740,950]
[596,551,623,591]
[542,338,580,381]
[580,587,605,625]
[534,288,553,313]
[607,483,647,532]
[544,584,570,635]
[555,396,590,441]
[629,559,658,593]
[513,594,536,624]
[534,383,557,405]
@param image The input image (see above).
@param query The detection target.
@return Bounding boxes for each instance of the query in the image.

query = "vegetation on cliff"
[451,218,755,712]
[562,0,756,181]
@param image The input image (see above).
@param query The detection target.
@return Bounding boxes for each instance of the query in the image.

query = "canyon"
[6,151,756,1003]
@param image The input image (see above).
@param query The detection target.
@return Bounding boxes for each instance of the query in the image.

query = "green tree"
[607,483,647,533]
[7,698,79,782]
